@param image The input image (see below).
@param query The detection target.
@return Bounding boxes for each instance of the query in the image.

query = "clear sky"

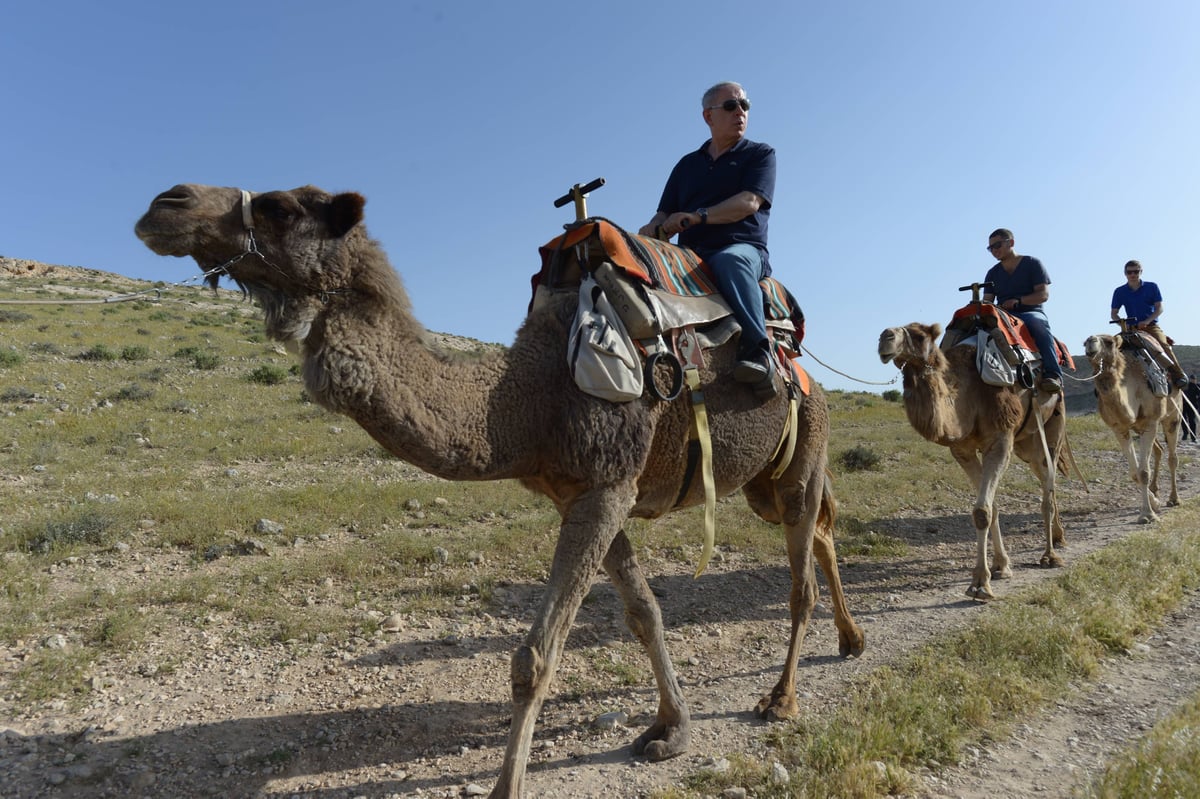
[3,1,1197,392]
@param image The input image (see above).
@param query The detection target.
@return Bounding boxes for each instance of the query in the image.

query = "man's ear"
[328,193,366,238]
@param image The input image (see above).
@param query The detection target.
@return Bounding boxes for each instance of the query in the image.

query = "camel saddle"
[940,301,1075,372]
[531,217,810,394]
[1119,329,1175,397]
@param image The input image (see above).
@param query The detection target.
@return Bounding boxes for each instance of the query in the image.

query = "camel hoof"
[1137,514,1158,525]
[755,692,800,721]
[1039,553,1064,568]
[633,722,689,761]
[992,567,1013,580]
[839,628,866,658]
[966,584,994,602]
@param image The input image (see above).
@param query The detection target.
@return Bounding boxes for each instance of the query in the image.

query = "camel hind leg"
[600,529,689,761]
[744,468,864,722]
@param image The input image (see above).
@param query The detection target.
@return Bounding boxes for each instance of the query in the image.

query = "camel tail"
[819,468,838,533]
[1060,428,1089,491]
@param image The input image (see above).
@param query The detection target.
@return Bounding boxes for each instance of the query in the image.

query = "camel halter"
[196,189,270,284]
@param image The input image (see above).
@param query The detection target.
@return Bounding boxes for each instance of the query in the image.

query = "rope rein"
[801,343,899,387]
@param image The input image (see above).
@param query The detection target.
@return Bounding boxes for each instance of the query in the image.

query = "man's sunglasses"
[707,98,751,113]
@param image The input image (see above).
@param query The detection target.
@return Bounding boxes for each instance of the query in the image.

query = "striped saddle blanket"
[532,217,804,349]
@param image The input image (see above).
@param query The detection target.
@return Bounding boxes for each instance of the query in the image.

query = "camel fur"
[135,184,865,799]
[1082,334,1181,523]
[878,322,1068,600]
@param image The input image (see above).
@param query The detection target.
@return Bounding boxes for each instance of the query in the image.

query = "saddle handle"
[957,281,995,304]
[553,177,606,221]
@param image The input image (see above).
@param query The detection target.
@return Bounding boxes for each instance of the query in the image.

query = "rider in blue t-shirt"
[1110,259,1188,389]
[640,81,777,399]
[982,228,1063,393]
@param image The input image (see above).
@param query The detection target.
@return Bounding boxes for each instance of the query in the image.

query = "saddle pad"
[535,218,803,326]
[946,302,1074,370]
[538,219,716,295]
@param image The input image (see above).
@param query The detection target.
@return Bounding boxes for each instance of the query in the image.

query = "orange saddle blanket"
[944,301,1075,370]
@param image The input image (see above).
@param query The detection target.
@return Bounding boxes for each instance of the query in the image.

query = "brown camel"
[1082,333,1181,523]
[878,321,1067,600]
[135,184,864,798]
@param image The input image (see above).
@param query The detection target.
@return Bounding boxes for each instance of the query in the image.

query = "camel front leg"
[491,484,633,799]
[601,530,690,761]
[1133,431,1160,523]
[955,440,1012,600]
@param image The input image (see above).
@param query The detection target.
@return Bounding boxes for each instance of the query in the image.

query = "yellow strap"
[685,368,717,578]
[770,396,800,480]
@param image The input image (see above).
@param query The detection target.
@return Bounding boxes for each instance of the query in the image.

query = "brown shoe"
[1040,376,1062,393]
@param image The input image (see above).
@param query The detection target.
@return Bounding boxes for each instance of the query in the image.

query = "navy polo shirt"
[984,256,1051,313]
[656,137,775,274]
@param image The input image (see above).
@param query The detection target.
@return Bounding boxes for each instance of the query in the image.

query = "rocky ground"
[1,440,1197,799]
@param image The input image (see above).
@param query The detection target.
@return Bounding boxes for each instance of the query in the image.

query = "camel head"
[878,322,943,370]
[135,184,382,342]
[1083,334,1119,366]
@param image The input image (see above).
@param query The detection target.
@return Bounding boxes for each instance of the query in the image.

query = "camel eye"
[257,197,297,223]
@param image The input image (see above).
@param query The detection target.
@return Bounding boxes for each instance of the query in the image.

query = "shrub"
[838,445,881,472]
[78,344,117,362]
[120,345,151,361]
[110,383,154,403]
[25,511,114,554]
[0,350,23,368]
[882,389,902,402]
[173,346,220,370]
[248,365,290,385]
[0,386,37,402]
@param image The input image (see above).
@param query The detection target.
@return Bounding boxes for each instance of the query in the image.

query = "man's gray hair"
[702,82,744,108]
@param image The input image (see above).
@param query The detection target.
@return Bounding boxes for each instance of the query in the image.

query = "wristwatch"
[696,208,708,225]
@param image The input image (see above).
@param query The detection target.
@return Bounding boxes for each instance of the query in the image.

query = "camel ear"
[327,193,365,238]
[930,323,943,338]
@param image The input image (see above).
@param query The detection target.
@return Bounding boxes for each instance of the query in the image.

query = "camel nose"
[150,185,197,209]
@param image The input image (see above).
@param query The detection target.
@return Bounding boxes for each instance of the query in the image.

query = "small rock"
[43,634,68,650]
[721,789,747,799]
[254,519,284,535]
[464,784,489,797]
[380,613,405,633]
[771,761,789,784]
[592,711,628,731]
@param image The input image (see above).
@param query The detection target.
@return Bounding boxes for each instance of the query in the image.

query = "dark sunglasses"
[1125,269,1142,275]
[986,239,1011,252]
[707,98,751,113]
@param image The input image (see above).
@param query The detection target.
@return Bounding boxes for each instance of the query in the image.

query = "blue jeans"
[705,243,768,357]
[1016,310,1062,380]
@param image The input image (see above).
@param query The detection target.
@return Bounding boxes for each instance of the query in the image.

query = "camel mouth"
[878,330,899,363]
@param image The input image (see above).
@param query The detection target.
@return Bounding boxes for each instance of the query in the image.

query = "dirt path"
[1,449,1197,799]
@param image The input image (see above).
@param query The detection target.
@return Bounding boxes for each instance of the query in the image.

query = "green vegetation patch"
[680,505,1200,799]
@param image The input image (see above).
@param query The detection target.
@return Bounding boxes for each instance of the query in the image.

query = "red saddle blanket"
[945,301,1075,370]
[533,218,801,327]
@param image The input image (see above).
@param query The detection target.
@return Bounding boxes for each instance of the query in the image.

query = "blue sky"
[3,1,1198,392]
